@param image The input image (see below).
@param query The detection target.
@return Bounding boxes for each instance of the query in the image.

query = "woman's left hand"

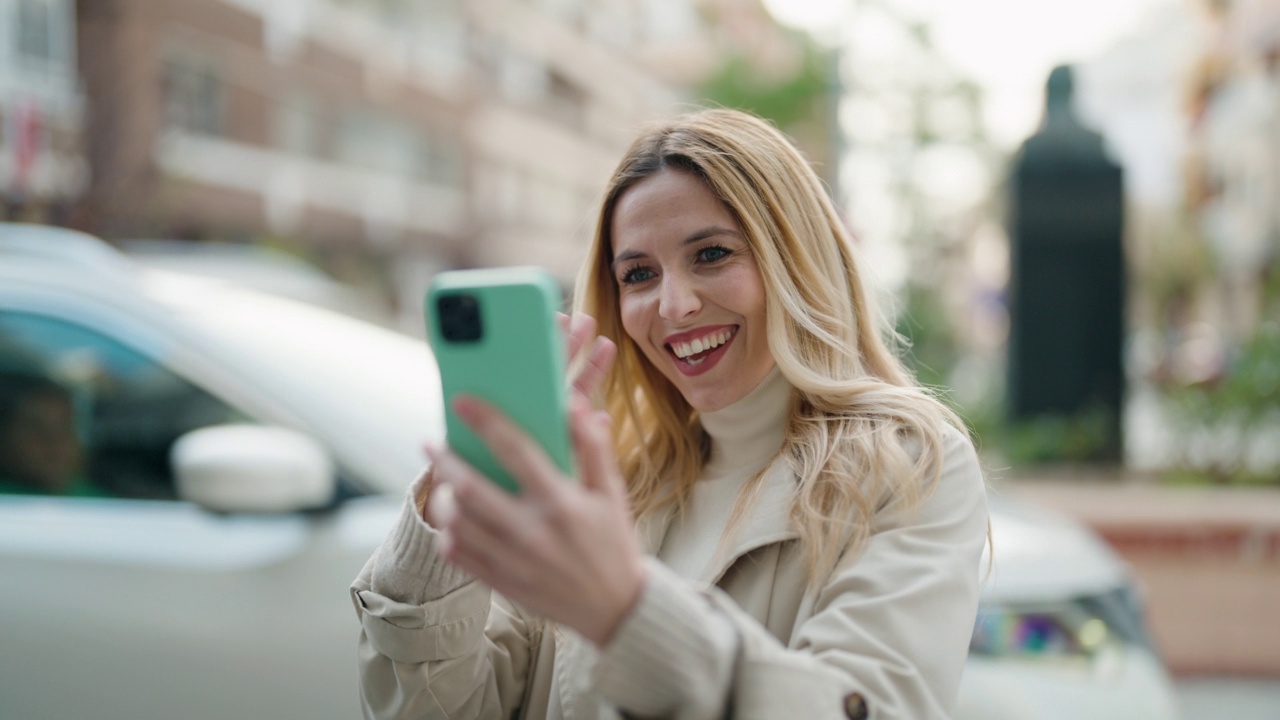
[425,394,646,648]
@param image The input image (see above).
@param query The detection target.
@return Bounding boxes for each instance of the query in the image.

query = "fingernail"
[428,483,457,526]
[425,446,459,485]
[452,395,478,422]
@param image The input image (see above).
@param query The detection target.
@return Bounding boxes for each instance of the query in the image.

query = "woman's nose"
[658,274,701,321]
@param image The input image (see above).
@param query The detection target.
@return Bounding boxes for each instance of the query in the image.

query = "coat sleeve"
[350,495,541,720]
[593,426,989,720]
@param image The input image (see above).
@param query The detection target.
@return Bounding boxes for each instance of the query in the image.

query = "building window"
[422,133,465,189]
[336,109,403,176]
[273,90,320,157]
[14,0,71,76]
[163,56,225,136]
[417,1,467,83]
[16,0,52,64]
[330,108,464,189]
[546,71,585,129]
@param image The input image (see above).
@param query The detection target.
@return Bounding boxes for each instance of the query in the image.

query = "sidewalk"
[995,469,1280,677]
[1177,677,1280,720]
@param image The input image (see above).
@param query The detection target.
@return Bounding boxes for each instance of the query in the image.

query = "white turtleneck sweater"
[657,366,792,579]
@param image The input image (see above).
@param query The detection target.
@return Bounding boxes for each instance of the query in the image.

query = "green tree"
[697,33,836,178]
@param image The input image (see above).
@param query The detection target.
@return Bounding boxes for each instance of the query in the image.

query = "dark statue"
[1006,65,1126,462]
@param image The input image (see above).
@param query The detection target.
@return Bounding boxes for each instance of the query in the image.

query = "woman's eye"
[620,266,656,285]
[697,245,731,263]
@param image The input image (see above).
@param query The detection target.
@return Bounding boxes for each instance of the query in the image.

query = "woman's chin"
[679,384,735,414]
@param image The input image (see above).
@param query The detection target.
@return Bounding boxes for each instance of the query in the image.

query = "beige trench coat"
[351,426,988,720]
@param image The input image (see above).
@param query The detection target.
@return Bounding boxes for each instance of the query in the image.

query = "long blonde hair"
[574,108,968,582]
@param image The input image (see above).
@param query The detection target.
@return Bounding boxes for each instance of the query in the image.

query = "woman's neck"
[698,367,792,479]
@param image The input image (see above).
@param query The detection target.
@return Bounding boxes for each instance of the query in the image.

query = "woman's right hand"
[420,314,638,646]
[425,394,643,647]
[416,312,616,525]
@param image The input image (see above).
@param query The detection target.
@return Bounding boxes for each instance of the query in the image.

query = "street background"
[2,0,1278,717]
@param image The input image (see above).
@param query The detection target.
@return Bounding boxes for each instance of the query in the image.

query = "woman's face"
[610,168,774,412]
[0,390,81,492]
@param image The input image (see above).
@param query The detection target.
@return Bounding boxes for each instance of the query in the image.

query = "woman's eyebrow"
[611,226,742,269]
[684,226,741,244]
[612,248,646,268]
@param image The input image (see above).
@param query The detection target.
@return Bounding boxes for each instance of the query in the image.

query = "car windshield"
[143,271,443,495]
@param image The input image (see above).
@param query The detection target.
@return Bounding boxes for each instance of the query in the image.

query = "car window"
[0,311,250,499]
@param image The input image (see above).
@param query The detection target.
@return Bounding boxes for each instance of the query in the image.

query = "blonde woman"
[351,108,988,720]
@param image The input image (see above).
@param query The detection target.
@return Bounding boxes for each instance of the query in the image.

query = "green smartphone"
[425,267,572,494]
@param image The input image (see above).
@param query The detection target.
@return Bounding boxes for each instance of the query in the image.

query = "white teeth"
[671,328,735,359]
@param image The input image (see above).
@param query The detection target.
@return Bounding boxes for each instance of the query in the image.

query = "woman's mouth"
[665,326,737,376]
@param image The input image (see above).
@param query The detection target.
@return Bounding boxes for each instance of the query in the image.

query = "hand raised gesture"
[425,313,644,647]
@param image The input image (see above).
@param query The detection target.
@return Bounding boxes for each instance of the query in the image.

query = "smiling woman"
[351,108,989,720]
[611,169,773,411]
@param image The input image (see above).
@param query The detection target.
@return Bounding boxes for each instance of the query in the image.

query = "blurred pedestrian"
[351,108,989,720]
[0,371,89,495]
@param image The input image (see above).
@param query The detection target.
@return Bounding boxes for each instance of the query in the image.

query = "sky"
[763,0,1177,148]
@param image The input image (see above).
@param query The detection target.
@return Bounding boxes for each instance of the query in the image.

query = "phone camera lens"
[438,294,483,342]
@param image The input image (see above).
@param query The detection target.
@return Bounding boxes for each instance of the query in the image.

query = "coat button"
[843,692,869,720]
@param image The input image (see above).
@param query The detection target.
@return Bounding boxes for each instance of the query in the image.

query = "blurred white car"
[0,224,1179,720]
[118,238,394,326]
[956,495,1182,720]
[0,224,439,720]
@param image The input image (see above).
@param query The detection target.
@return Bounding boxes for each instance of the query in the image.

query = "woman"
[351,109,988,720]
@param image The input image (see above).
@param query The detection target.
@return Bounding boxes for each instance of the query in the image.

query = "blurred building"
[460,0,691,279]
[67,0,704,329]
[72,0,472,316]
[1074,0,1280,471]
[1183,0,1280,345]
[1080,0,1279,373]
[0,0,85,223]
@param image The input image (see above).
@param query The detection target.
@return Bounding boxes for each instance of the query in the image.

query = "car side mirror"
[171,424,336,513]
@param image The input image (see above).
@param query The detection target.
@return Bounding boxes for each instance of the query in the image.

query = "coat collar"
[634,368,798,587]
[635,456,799,587]
[702,458,798,584]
